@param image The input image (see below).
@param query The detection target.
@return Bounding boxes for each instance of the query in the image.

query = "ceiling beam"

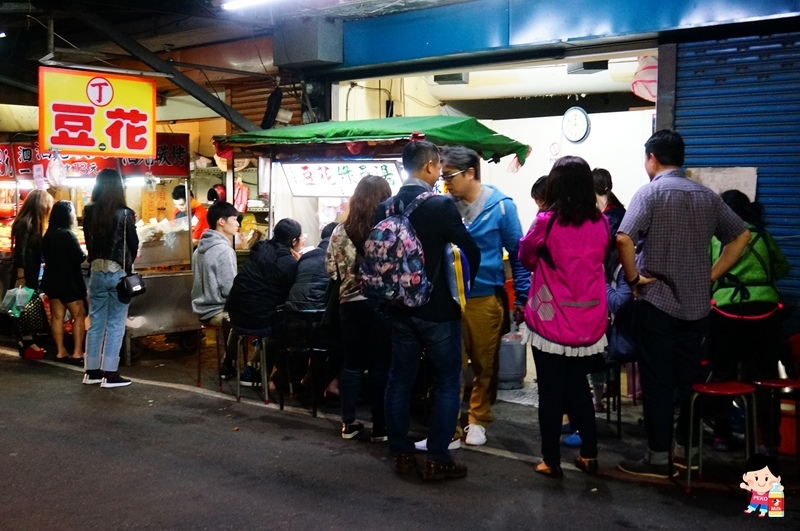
[77,10,261,132]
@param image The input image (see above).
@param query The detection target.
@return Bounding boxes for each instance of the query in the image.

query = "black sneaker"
[100,372,132,388]
[341,422,364,439]
[82,369,104,385]
[239,366,262,387]
[219,359,236,381]
[391,453,417,474]
[421,459,468,481]
[618,458,675,479]
[370,426,388,442]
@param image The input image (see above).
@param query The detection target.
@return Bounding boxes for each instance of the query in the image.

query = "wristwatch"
[625,273,640,288]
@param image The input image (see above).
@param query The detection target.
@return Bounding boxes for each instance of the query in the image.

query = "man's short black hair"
[402,140,440,176]
[207,201,239,230]
[272,218,302,247]
[441,145,480,182]
[645,129,685,167]
[171,184,194,201]
[744,453,780,477]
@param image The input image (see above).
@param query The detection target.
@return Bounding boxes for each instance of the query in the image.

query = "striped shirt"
[618,169,747,320]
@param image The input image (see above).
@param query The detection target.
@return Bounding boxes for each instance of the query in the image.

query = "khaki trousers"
[455,294,504,438]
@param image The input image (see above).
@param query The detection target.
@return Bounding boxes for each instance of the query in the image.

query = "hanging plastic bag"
[631,56,658,103]
[2,287,35,318]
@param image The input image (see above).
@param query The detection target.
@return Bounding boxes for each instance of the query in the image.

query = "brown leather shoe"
[534,461,564,479]
[391,453,417,474]
[420,459,468,481]
[575,456,599,475]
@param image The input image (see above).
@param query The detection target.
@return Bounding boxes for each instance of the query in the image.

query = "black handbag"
[116,211,146,304]
[18,293,49,334]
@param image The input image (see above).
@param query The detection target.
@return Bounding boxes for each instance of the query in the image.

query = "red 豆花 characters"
[49,103,96,148]
[105,107,149,151]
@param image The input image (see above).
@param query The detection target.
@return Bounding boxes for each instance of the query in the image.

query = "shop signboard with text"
[0,143,13,181]
[119,133,190,177]
[39,66,156,158]
[11,140,117,180]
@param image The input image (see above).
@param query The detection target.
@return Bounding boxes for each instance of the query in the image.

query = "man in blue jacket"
[424,145,528,448]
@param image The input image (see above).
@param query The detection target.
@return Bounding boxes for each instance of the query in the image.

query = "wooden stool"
[197,324,223,391]
[235,334,270,404]
[753,378,800,476]
[685,381,757,493]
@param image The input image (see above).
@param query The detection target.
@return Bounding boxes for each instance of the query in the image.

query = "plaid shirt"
[618,169,748,320]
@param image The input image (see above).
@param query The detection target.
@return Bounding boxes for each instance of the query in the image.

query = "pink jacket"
[520,211,609,347]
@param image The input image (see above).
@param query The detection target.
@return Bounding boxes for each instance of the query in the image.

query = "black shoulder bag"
[116,211,146,303]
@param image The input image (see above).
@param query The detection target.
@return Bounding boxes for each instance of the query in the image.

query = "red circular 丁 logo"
[86,77,114,107]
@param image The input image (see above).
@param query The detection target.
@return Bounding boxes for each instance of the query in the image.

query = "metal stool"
[275,309,330,417]
[604,362,623,439]
[197,323,224,391]
[753,378,800,476]
[685,381,757,493]
[235,334,271,404]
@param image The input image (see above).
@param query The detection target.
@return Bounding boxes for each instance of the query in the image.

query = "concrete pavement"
[1,347,798,530]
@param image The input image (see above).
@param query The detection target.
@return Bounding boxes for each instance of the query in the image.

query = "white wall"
[481,109,655,230]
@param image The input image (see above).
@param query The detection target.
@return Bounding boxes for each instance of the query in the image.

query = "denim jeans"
[86,270,129,373]
[339,300,391,428]
[634,301,707,454]
[385,315,462,463]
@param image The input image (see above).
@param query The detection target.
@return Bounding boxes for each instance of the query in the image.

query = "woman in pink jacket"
[520,156,609,478]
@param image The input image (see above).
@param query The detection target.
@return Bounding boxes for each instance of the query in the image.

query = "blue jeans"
[385,315,462,463]
[86,270,129,373]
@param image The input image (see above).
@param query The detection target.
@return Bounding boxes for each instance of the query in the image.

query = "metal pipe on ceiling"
[78,10,261,132]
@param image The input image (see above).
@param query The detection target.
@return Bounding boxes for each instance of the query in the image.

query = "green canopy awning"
[222,116,529,165]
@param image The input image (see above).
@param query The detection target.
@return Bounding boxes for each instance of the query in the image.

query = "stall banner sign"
[119,133,190,177]
[280,160,402,197]
[11,140,117,179]
[39,66,156,158]
[0,143,13,180]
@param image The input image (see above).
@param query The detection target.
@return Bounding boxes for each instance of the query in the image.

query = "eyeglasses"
[440,169,466,183]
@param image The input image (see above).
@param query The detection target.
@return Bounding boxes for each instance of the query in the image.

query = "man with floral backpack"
[372,139,479,481]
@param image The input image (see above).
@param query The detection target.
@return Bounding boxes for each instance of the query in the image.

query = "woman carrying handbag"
[11,189,53,358]
[82,169,139,388]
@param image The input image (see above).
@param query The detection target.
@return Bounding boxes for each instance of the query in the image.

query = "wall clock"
[562,106,590,143]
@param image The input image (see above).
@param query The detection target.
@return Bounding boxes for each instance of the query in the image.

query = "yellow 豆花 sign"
[39,66,156,158]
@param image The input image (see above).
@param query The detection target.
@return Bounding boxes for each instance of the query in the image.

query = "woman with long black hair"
[519,156,609,478]
[83,169,138,388]
[42,200,87,364]
[11,189,53,358]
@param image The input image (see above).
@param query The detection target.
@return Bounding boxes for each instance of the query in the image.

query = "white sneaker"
[414,437,462,452]
[464,424,487,446]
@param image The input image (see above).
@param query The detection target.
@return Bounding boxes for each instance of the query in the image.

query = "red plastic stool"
[753,378,800,476]
[197,324,223,390]
[685,381,757,493]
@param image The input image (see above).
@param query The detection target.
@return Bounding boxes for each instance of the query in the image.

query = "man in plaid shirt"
[616,130,750,478]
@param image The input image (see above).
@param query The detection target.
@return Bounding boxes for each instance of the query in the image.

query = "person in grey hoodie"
[191,200,240,378]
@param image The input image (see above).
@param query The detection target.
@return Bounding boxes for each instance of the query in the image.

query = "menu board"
[280,160,403,198]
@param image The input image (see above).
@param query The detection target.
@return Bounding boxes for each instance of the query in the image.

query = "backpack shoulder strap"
[403,192,435,218]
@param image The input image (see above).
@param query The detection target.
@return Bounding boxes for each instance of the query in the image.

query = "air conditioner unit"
[433,73,469,85]
[567,60,609,75]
